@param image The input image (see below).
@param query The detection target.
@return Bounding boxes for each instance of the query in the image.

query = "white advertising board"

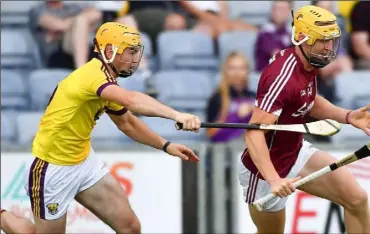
[1,152,182,233]
[236,150,370,233]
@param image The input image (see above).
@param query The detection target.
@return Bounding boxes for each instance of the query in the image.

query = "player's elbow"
[244,129,265,146]
[119,91,137,110]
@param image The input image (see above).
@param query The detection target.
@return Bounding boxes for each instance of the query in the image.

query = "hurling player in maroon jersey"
[238,5,370,233]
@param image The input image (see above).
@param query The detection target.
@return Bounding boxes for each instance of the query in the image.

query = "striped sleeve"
[106,101,127,116]
[255,54,297,116]
[91,75,118,97]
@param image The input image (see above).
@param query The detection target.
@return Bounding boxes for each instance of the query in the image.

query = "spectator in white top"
[29,1,102,69]
[179,1,257,39]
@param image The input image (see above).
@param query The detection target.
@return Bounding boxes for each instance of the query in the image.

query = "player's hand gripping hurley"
[176,119,341,136]
[253,143,370,212]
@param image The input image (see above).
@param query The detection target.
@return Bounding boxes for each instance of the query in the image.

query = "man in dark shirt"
[349,1,370,69]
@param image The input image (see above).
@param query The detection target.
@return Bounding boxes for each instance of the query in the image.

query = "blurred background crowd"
[1,0,369,148]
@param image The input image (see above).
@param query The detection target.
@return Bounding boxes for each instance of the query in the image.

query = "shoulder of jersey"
[79,59,115,83]
[268,48,296,71]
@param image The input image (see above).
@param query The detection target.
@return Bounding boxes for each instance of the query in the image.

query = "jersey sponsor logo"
[292,101,314,117]
[46,203,59,215]
[308,82,313,96]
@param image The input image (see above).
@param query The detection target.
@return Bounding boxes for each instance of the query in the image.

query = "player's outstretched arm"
[310,96,370,135]
[1,209,35,234]
[108,111,199,162]
[310,95,351,123]
[101,85,201,131]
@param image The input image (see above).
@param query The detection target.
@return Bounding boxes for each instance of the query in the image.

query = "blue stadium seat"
[16,112,43,145]
[1,1,39,28]
[91,113,133,146]
[218,31,258,71]
[28,69,72,110]
[331,124,369,146]
[153,70,214,111]
[141,32,157,71]
[157,31,218,70]
[1,111,18,143]
[1,69,28,109]
[248,72,262,93]
[1,29,42,69]
[140,117,206,143]
[117,72,147,93]
[335,71,370,109]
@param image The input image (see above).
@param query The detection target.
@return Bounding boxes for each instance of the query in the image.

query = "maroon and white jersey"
[242,47,318,179]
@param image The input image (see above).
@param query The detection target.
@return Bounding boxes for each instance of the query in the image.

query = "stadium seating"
[91,113,133,146]
[140,116,206,144]
[1,69,28,109]
[218,31,258,71]
[1,111,18,143]
[335,71,370,109]
[117,72,149,93]
[141,32,157,71]
[15,112,43,145]
[157,31,218,71]
[0,1,38,28]
[153,70,214,112]
[1,29,42,69]
[331,124,369,146]
[28,69,72,110]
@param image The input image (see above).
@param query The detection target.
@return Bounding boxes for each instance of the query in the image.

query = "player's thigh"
[75,173,139,232]
[24,157,85,233]
[297,150,367,209]
[238,160,286,233]
[33,214,67,234]
[248,205,286,234]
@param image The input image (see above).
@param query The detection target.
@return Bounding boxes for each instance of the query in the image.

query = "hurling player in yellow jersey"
[23,22,201,233]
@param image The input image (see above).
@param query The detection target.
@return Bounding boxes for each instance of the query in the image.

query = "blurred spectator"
[349,1,370,69]
[29,1,102,69]
[94,1,129,23]
[312,0,353,79]
[179,1,257,40]
[206,52,256,143]
[115,1,186,47]
[254,0,292,72]
[338,0,358,33]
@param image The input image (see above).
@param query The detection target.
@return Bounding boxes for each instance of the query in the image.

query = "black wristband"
[162,141,171,153]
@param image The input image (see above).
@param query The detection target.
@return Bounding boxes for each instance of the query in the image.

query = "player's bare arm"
[108,111,199,162]
[101,85,201,132]
[310,95,370,135]
[245,107,300,197]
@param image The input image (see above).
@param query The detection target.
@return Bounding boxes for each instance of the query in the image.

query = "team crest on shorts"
[46,203,59,215]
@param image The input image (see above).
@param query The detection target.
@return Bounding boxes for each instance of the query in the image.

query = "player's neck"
[294,46,315,71]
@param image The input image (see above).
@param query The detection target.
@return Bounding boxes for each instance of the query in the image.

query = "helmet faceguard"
[291,6,341,69]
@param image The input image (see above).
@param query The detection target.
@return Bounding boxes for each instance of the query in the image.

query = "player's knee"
[343,188,368,212]
[116,214,141,234]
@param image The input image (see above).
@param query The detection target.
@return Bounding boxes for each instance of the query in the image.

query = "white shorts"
[238,140,319,212]
[23,148,109,220]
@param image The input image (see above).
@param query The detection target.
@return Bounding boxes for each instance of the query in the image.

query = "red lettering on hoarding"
[67,205,99,225]
[292,192,317,234]
[110,162,133,196]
